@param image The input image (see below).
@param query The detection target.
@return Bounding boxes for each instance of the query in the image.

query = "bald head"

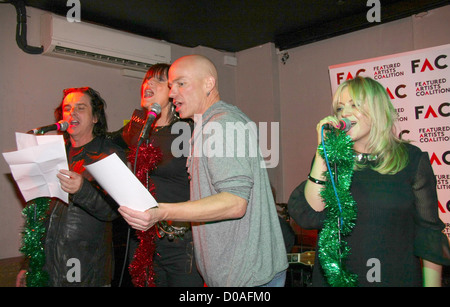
[173,55,218,83]
[168,55,220,120]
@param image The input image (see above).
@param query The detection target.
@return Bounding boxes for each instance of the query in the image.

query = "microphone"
[138,103,162,143]
[323,118,351,132]
[27,121,69,135]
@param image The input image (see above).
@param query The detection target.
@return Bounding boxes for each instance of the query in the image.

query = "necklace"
[354,152,378,163]
[153,125,168,133]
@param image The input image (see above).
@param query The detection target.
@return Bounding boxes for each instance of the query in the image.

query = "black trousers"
[127,230,204,287]
[153,230,204,287]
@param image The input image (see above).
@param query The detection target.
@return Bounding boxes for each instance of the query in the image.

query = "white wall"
[235,44,283,199]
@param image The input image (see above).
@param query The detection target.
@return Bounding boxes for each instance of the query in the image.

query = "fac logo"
[438,201,449,214]
[411,55,448,73]
[336,69,366,85]
[429,151,450,166]
[386,84,407,99]
[415,102,450,119]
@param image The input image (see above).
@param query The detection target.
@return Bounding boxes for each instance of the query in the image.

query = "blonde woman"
[288,76,449,287]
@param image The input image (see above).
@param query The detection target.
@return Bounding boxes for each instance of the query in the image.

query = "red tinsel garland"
[127,141,162,287]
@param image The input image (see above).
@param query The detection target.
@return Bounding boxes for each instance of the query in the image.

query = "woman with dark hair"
[288,76,450,287]
[17,87,126,287]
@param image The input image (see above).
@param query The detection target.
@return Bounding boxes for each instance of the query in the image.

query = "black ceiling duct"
[10,0,44,54]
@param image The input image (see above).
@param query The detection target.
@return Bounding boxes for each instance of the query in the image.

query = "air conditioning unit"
[40,13,171,71]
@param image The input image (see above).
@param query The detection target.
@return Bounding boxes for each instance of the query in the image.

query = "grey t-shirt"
[187,101,288,286]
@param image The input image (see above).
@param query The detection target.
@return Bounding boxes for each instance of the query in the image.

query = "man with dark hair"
[17,87,125,287]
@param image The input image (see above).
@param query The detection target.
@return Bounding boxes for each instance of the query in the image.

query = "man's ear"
[205,76,216,94]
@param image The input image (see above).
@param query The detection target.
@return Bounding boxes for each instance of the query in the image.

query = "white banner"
[328,44,450,238]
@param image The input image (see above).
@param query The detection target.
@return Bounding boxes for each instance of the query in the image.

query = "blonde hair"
[332,76,408,174]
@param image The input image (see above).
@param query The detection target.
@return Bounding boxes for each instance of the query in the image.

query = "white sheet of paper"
[85,153,157,212]
[15,132,63,150]
[2,133,69,203]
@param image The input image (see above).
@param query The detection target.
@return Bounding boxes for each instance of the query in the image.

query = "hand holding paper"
[3,133,156,212]
[118,205,162,231]
[57,169,84,194]
[85,153,158,212]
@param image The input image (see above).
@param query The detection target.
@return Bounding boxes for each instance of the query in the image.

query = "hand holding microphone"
[316,117,351,145]
[322,118,351,132]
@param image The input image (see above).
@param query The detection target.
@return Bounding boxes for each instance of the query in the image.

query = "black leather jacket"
[43,136,125,286]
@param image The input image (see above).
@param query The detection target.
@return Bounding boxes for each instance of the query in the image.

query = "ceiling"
[15,0,450,52]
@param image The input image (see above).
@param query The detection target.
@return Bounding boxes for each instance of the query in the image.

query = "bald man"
[119,55,288,287]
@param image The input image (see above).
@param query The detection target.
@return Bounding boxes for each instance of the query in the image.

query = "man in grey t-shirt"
[119,54,288,286]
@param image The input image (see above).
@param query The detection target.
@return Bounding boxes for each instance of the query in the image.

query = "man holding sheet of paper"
[15,87,126,287]
[118,55,288,287]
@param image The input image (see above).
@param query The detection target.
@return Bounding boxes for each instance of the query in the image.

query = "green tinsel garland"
[20,197,50,287]
[317,129,358,287]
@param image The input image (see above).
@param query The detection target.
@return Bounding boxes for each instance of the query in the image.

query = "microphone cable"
[321,125,343,230]
[118,129,146,287]
[320,125,345,262]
